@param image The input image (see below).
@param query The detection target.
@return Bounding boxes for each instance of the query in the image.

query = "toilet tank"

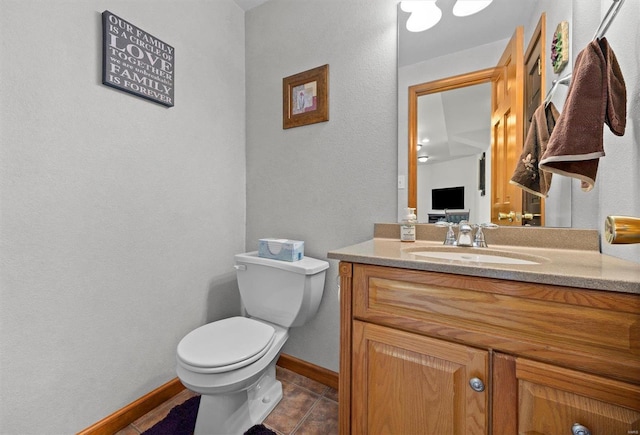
[234,252,329,328]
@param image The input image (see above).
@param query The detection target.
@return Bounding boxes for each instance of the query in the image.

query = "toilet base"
[194,364,283,435]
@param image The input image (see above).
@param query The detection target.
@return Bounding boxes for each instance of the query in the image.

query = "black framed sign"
[102,11,174,107]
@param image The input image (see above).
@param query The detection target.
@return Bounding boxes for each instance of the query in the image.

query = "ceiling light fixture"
[418,155,429,163]
[401,1,442,32]
[452,0,493,17]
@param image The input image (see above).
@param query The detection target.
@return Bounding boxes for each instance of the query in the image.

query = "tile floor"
[115,366,339,435]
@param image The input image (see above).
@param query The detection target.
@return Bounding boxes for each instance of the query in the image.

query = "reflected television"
[432,186,464,210]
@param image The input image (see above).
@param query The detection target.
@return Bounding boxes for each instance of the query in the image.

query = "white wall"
[245,0,398,372]
[0,0,246,432]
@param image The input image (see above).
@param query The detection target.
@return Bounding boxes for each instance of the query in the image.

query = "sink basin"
[405,247,548,265]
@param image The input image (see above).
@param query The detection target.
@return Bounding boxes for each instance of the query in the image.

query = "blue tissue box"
[258,238,304,262]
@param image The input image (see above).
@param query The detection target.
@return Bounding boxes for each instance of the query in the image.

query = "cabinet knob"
[468,377,485,392]
[572,423,591,435]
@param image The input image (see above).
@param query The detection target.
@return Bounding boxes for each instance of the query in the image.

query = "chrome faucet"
[436,221,498,247]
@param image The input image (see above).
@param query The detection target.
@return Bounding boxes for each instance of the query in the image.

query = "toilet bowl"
[176,252,329,435]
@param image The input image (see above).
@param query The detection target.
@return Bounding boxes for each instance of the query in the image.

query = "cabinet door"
[516,358,640,434]
[352,320,488,434]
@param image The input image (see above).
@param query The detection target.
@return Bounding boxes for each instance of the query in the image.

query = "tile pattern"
[264,367,339,435]
[115,366,338,435]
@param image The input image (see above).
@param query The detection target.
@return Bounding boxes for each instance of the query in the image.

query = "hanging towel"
[510,102,560,198]
[600,38,627,135]
[539,37,626,192]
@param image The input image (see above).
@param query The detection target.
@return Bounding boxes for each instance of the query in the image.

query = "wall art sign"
[282,65,329,129]
[102,11,174,107]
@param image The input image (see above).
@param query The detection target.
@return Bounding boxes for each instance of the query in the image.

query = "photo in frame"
[282,64,329,129]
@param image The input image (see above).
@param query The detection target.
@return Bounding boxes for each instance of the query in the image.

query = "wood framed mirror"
[406,27,553,227]
[408,68,495,224]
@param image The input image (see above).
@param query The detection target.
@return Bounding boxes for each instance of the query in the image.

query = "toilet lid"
[177,317,276,373]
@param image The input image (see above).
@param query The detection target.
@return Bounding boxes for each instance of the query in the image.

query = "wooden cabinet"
[515,358,640,434]
[338,262,640,434]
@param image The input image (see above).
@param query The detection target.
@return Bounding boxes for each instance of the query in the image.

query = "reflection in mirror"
[410,71,493,224]
[397,0,573,228]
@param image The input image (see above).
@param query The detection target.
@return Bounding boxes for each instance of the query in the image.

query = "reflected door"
[522,14,546,226]
[491,27,524,226]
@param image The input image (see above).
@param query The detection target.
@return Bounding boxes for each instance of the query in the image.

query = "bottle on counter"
[401,207,417,242]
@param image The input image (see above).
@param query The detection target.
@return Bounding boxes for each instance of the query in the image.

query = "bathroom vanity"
[328,224,640,434]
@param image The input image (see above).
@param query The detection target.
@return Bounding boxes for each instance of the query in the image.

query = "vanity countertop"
[327,224,640,295]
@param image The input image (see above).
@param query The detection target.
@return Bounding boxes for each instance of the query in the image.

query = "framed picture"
[479,152,486,196]
[282,64,329,129]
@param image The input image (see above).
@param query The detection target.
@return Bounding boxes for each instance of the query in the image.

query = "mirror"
[409,70,493,225]
[397,0,573,227]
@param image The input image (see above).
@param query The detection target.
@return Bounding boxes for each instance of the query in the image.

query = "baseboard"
[76,377,185,435]
[277,353,339,390]
[77,353,338,434]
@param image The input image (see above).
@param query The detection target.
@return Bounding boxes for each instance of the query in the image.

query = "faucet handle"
[435,220,458,227]
[479,223,499,229]
[473,223,497,248]
[435,221,457,245]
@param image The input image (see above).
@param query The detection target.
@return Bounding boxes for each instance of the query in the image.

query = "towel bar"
[593,0,626,41]
[543,74,571,107]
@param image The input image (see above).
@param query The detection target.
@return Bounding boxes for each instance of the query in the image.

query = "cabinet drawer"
[516,358,640,433]
[352,263,640,384]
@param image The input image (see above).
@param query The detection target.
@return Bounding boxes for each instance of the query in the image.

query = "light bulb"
[452,0,493,17]
[403,1,442,32]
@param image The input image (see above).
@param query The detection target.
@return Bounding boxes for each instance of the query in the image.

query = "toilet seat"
[177,316,276,374]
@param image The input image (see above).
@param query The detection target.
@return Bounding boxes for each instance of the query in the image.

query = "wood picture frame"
[282,64,329,129]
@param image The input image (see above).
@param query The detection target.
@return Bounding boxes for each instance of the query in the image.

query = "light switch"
[398,175,406,189]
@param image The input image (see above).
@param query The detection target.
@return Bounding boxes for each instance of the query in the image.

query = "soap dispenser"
[401,207,417,242]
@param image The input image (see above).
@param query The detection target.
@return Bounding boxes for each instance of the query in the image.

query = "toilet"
[176,251,329,435]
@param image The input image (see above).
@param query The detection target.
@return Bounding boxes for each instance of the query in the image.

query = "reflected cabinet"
[338,263,640,434]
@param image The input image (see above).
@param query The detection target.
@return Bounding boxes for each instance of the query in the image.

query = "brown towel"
[600,38,627,135]
[510,103,560,198]
[539,37,626,192]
